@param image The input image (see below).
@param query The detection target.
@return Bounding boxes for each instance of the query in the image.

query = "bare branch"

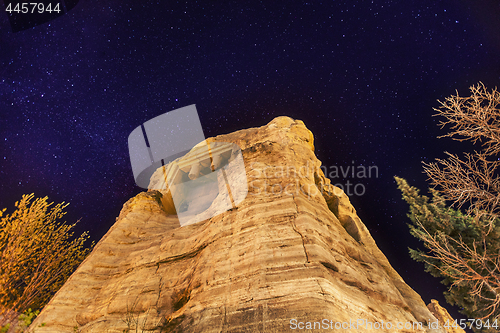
[423,151,500,228]
[433,82,500,156]
[413,217,500,319]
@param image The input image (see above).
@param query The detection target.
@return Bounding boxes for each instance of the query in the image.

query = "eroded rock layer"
[31,117,449,332]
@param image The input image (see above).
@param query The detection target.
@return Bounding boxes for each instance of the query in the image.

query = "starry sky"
[1,0,500,322]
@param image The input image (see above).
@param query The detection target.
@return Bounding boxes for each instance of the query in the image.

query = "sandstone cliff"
[30,116,452,332]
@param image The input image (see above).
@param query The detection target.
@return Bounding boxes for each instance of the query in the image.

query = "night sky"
[1,0,500,323]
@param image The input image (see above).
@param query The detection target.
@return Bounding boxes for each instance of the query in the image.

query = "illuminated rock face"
[31,116,452,333]
[427,300,466,333]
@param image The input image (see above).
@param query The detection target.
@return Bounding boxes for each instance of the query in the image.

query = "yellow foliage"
[0,194,93,326]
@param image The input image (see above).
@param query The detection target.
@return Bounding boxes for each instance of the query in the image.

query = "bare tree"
[396,83,500,329]
[423,82,500,228]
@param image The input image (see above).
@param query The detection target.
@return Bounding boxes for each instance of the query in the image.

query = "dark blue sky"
[1,0,499,322]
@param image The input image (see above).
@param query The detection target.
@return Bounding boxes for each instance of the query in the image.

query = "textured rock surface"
[427,300,465,333]
[31,116,453,332]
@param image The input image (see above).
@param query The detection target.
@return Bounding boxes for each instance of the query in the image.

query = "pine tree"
[395,177,500,329]
[395,83,500,332]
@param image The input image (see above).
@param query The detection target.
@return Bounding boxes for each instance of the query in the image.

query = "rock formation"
[427,300,465,333]
[30,116,455,332]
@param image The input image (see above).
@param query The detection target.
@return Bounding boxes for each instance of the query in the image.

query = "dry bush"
[0,194,92,327]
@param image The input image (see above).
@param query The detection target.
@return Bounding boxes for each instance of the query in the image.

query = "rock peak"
[31,116,454,333]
